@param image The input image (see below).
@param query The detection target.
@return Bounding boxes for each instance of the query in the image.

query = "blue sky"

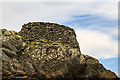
[0,0,119,76]
[99,58,118,76]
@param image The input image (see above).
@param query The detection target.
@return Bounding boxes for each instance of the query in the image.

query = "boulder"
[1,22,118,80]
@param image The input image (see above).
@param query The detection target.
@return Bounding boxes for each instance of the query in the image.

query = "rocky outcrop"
[1,22,118,80]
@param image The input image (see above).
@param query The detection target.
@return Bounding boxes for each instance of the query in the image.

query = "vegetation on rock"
[1,22,118,80]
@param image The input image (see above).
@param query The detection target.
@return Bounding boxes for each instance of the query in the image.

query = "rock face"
[1,22,118,80]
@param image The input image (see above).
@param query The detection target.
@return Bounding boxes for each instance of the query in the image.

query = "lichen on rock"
[1,22,118,80]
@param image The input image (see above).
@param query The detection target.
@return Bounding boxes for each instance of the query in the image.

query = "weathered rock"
[1,22,118,80]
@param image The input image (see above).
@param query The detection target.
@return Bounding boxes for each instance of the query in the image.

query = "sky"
[0,0,119,76]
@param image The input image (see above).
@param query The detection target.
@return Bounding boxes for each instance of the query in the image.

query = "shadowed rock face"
[1,22,118,80]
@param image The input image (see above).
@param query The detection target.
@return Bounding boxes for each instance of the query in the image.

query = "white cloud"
[91,2,118,20]
[2,2,77,31]
[76,25,118,37]
[1,0,119,2]
[1,2,118,31]
[75,28,118,59]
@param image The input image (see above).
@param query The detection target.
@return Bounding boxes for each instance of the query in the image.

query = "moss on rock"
[4,31,11,36]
